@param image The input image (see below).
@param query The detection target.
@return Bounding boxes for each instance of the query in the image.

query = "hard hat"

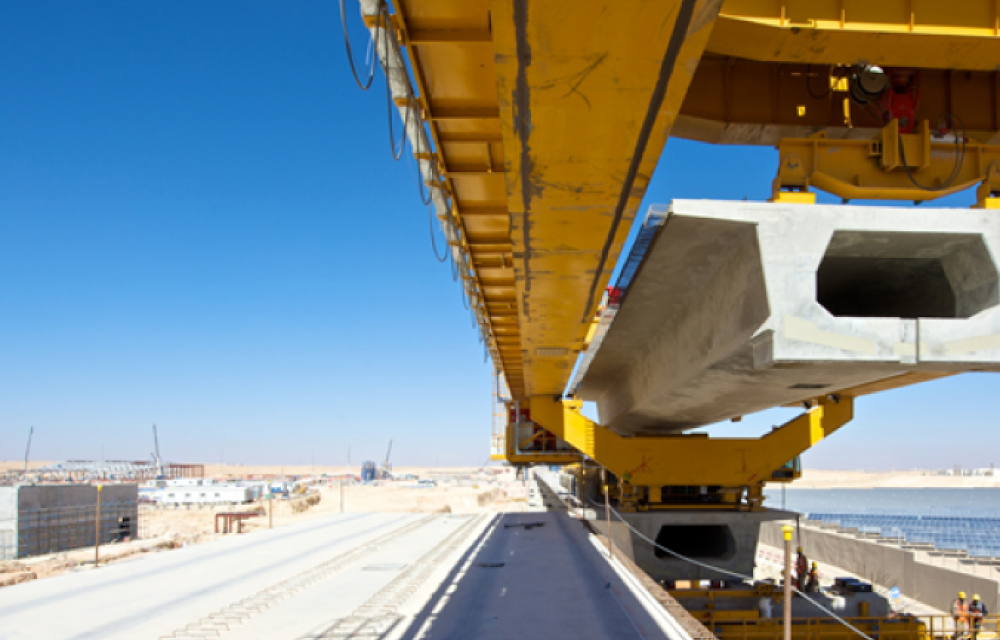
[975,594,981,601]
[812,561,818,568]
[797,547,803,553]
[960,592,967,599]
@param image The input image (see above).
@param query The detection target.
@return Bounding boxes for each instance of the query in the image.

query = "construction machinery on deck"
[343,1,1000,635]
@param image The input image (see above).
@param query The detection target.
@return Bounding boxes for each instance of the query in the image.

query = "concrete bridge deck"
[0,487,690,640]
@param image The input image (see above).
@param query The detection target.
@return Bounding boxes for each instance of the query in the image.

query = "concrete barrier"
[761,521,999,614]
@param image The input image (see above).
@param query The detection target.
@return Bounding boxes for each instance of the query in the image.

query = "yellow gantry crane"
[352,0,1000,510]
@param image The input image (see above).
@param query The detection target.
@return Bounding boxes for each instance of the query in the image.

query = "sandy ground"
[7,460,1000,488]
[0,478,527,588]
[0,461,487,477]
[199,464,488,479]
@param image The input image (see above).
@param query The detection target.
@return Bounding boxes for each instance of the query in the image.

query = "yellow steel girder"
[526,395,853,488]
[385,0,526,396]
[491,0,724,399]
[713,0,1000,71]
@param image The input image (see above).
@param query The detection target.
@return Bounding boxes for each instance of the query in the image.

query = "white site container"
[161,485,256,506]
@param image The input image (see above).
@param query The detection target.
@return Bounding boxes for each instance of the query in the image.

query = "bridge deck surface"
[0,490,682,640]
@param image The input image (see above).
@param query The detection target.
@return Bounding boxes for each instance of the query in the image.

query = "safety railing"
[918,614,998,640]
[707,613,1000,640]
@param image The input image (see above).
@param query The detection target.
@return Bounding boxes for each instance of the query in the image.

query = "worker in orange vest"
[970,594,988,640]
[954,591,970,640]
[795,546,808,590]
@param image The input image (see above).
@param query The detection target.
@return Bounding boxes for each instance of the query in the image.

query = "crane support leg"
[527,394,853,510]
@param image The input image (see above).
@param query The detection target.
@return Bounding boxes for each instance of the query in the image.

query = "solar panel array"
[807,512,1000,558]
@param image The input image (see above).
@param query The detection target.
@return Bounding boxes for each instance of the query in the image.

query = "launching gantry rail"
[354,0,1000,511]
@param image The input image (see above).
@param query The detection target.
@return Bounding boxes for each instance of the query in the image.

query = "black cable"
[460,278,470,310]
[381,3,410,161]
[805,64,832,100]
[416,135,439,206]
[862,100,888,125]
[428,202,448,262]
[339,0,377,90]
[898,112,966,192]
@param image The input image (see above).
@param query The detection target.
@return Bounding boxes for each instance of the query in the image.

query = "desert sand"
[6,460,1000,488]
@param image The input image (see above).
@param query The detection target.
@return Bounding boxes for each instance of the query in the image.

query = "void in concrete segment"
[590,508,795,583]
[577,200,1000,434]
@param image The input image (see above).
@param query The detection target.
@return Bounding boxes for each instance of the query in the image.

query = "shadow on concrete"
[394,481,676,640]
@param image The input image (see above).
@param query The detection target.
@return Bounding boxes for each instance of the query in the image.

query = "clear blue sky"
[1,2,995,470]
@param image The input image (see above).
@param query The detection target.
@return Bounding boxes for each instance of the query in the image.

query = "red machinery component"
[877,68,920,133]
[606,286,624,306]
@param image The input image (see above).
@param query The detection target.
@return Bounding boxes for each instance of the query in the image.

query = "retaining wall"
[760,521,999,614]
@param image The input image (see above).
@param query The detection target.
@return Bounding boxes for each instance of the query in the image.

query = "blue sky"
[1,3,995,469]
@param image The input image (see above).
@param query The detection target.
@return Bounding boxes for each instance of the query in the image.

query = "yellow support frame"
[773,120,1000,205]
[500,415,582,466]
[526,395,853,489]
[713,0,1000,71]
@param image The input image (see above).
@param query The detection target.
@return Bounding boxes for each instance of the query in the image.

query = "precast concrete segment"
[392,508,687,639]
[0,512,417,640]
[578,200,1000,434]
[590,509,795,583]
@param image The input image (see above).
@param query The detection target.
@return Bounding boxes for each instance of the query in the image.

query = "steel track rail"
[159,515,438,640]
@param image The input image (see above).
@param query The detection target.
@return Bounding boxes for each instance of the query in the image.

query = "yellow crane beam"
[491,0,724,398]
[383,0,526,394]
[369,1,1000,467]
[713,0,1000,70]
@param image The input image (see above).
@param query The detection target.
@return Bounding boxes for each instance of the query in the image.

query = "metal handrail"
[707,613,1000,640]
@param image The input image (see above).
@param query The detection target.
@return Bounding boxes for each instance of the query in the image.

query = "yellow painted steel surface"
[772,121,1000,203]
[713,1,1000,70]
[379,0,1000,462]
[677,58,1000,146]
[707,617,925,640]
[389,0,523,394]
[491,0,723,398]
[526,395,853,488]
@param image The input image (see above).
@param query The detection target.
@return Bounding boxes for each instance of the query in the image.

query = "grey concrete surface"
[0,512,417,640]
[387,511,681,640]
[591,508,793,583]
[221,515,482,640]
[0,499,687,640]
[761,520,1000,614]
[578,200,1000,433]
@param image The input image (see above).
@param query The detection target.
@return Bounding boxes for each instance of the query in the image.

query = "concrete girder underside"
[592,509,795,583]
[578,200,1000,435]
